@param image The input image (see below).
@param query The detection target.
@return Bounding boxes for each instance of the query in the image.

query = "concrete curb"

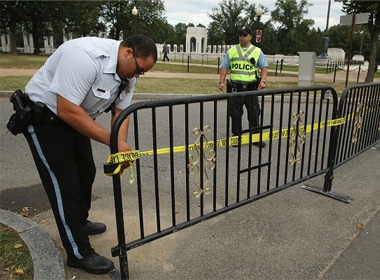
[0,209,65,280]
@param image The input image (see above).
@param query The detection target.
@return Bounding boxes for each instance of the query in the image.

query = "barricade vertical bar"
[134,111,145,239]
[236,97,242,202]
[358,87,366,152]
[213,100,218,212]
[300,90,310,178]
[275,94,285,188]
[225,98,231,207]
[247,127,253,197]
[256,94,264,191]
[284,92,293,184]
[199,101,204,216]
[185,104,191,221]
[320,90,331,170]
[151,108,161,232]
[266,94,275,192]
[292,90,302,181]
[109,114,130,279]
[169,106,176,227]
[307,93,317,174]
[314,95,324,172]
[335,88,351,163]
[112,173,129,280]
[322,90,345,195]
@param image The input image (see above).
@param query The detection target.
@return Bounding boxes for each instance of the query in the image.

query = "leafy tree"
[271,0,314,54]
[304,28,324,55]
[208,0,249,45]
[55,1,103,41]
[259,23,281,55]
[174,23,188,50]
[0,1,24,54]
[328,24,351,50]
[207,21,225,46]
[337,0,380,82]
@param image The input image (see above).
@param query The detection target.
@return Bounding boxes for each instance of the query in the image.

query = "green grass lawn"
[1,53,378,96]
[0,224,33,280]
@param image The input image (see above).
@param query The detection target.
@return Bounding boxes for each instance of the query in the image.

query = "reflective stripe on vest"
[229,45,261,82]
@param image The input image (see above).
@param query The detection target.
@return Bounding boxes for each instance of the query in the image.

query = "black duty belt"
[228,81,259,92]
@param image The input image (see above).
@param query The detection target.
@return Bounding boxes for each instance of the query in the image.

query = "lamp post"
[256,5,263,22]
[317,0,331,59]
[132,6,138,34]
[359,30,364,55]
[255,5,263,43]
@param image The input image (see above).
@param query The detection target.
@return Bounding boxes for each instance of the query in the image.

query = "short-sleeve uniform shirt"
[25,37,135,119]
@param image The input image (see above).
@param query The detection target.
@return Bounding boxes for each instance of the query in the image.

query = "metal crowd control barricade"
[103,84,378,279]
[303,83,380,200]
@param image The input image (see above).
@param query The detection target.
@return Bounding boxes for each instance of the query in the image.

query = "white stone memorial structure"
[186,27,207,53]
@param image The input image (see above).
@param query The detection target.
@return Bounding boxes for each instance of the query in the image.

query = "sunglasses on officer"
[239,32,249,37]
[132,48,146,76]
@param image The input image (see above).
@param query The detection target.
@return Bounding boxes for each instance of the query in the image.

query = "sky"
[162,0,344,31]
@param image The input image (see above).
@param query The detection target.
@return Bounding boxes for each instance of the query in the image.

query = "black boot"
[67,251,114,274]
[84,221,106,235]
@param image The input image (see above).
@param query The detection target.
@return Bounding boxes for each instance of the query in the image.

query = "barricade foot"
[109,268,121,280]
[301,184,354,203]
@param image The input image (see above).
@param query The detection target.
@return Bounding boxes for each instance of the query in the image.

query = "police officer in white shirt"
[22,35,157,274]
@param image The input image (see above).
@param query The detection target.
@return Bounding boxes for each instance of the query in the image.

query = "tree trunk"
[31,17,41,55]
[364,31,379,83]
[8,23,18,55]
[364,15,380,83]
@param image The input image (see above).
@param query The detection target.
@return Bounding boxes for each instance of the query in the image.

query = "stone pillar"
[298,52,316,86]
[1,34,10,52]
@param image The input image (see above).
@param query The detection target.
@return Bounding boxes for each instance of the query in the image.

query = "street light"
[256,5,263,21]
[359,30,364,55]
[255,5,263,43]
[317,0,331,59]
[132,6,138,34]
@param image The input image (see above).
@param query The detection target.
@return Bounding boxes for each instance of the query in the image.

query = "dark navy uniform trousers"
[23,120,95,260]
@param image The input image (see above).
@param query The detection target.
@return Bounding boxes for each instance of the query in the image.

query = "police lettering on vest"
[231,63,255,71]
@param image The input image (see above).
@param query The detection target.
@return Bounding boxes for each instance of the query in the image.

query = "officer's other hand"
[219,83,225,91]
[258,81,267,90]
[118,141,133,171]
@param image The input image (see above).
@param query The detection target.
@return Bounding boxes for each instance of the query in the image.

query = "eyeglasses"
[132,49,145,76]
[239,32,249,37]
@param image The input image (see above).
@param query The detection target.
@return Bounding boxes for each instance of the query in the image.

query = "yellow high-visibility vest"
[229,45,261,82]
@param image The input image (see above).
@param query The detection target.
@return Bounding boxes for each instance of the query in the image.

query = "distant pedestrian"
[162,42,170,62]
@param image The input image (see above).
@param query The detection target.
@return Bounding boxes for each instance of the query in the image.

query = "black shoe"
[252,141,266,148]
[84,221,106,235]
[67,251,114,274]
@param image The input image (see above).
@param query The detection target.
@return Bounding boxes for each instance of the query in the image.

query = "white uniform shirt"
[25,37,135,119]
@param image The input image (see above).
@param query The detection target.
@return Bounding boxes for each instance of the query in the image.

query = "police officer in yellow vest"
[219,26,268,147]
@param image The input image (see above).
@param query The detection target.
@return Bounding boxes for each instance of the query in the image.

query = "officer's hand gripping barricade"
[6,89,46,135]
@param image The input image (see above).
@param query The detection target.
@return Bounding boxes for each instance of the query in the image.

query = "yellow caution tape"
[104,114,362,177]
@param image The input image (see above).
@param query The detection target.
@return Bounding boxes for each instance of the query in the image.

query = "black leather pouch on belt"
[6,90,62,135]
[6,90,33,135]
